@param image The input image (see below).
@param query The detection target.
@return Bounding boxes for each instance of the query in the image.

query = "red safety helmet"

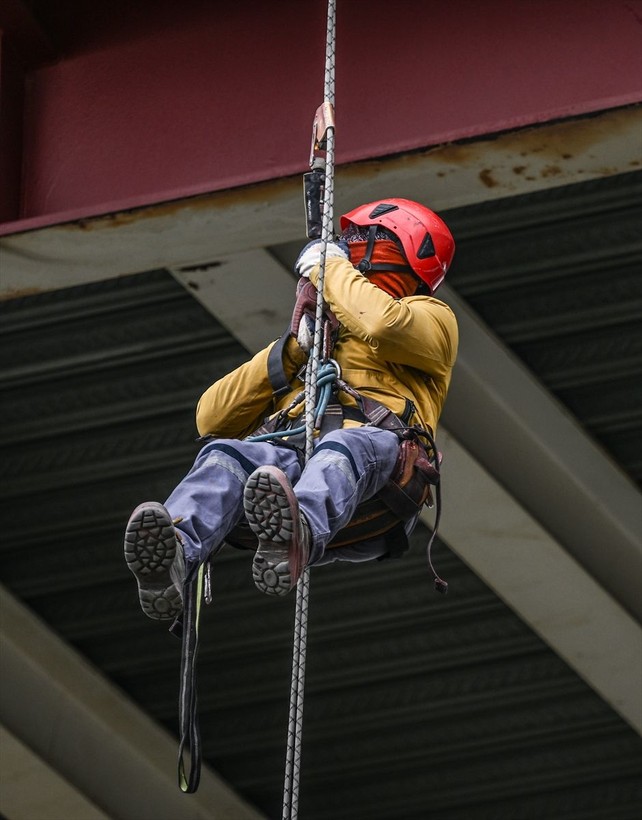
[340,198,455,294]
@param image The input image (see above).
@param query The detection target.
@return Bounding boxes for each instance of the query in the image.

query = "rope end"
[434,578,448,595]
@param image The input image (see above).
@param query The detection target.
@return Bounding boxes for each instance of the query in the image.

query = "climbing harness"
[247,360,341,444]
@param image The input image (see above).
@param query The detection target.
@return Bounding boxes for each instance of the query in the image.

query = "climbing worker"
[124,198,458,620]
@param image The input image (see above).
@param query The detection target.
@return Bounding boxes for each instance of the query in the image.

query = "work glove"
[294,239,349,278]
[290,279,339,353]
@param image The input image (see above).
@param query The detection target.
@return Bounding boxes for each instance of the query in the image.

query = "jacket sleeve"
[309,258,458,377]
[195,337,307,439]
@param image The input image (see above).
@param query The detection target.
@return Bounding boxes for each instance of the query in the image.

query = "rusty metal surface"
[1,105,640,262]
[10,2,641,223]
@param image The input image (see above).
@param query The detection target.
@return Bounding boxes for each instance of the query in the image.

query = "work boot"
[243,466,311,597]
[124,502,185,621]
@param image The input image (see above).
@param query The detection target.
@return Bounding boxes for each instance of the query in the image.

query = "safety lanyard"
[175,563,205,793]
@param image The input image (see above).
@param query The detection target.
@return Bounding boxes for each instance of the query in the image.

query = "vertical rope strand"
[282,571,307,819]
[304,0,337,459]
[283,2,337,818]
[290,568,310,816]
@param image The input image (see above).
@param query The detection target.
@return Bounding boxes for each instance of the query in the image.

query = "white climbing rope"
[283,2,337,818]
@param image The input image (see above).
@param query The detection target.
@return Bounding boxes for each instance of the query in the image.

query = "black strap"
[357,225,378,272]
[362,262,414,273]
[400,398,416,425]
[317,400,345,438]
[380,520,411,560]
[356,224,413,274]
[342,405,367,423]
[176,564,205,793]
[267,330,294,399]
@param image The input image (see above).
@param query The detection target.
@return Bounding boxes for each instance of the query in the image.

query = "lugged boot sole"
[124,502,183,620]
[244,467,301,597]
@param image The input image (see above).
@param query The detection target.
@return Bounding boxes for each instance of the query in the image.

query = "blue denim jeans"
[164,427,402,567]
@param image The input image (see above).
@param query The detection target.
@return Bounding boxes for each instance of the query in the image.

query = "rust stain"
[339,107,642,196]
[496,107,642,160]
[422,107,641,169]
[426,142,480,165]
[52,106,640,234]
[479,169,499,188]
[596,166,619,176]
[59,174,302,232]
[401,107,641,170]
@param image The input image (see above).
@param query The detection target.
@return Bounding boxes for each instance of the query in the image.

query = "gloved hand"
[294,238,349,278]
[290,279,339,352]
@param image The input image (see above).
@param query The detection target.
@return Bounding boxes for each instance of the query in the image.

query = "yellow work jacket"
[196,257,459,439]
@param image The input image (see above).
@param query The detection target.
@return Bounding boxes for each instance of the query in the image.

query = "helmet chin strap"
[356,225,414,274]
[356,225,378,272]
